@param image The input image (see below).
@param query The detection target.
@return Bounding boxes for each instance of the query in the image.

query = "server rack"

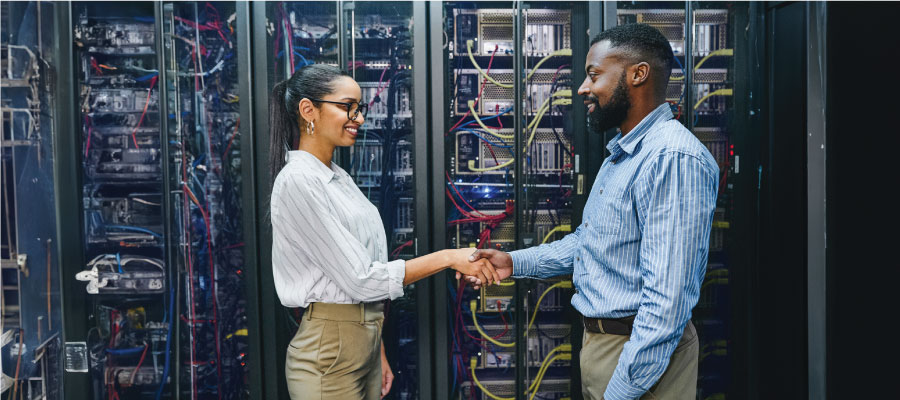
[432,2,590,399]
[49,2,261,399]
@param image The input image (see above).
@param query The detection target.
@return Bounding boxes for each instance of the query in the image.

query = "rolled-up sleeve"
[271,172,405,303]
[604,150,718,400]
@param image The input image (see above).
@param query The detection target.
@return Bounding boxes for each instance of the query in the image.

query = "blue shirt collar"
[605,103,674,156]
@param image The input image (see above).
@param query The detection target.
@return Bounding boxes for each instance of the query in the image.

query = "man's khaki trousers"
[581,320,699,400]
[285,302,384,399]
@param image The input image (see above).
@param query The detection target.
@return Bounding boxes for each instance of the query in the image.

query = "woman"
[269,64,498,399]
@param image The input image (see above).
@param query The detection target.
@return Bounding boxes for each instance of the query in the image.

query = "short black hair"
[590,23,675,94]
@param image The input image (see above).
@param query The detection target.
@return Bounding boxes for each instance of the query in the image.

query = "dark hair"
[268,64,351,183]
[590,23,675,96]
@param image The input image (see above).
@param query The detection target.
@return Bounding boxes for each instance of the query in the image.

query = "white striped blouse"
[270,150,405,308]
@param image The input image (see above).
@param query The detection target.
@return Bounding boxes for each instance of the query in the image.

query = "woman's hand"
[380,340,393,398]
[444,248,500,286]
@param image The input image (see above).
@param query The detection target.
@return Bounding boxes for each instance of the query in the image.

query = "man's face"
[578,41,632,133]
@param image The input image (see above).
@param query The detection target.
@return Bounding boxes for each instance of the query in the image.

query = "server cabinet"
[341,2,432,399]
[53,2,259,399]
[612,2,757,398]
[434,2,588,399]
[2,2,64,399]
[161,2,258,399]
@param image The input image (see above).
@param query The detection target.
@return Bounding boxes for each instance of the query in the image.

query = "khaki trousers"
[581,320,699,400]
[286,302,384,400]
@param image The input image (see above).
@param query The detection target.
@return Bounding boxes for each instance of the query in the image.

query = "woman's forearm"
[403,249,452,285]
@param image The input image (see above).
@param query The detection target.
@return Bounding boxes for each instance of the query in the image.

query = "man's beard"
[588,72,631,134]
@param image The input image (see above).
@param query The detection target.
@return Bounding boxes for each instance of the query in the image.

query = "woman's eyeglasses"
[308,98,368,121]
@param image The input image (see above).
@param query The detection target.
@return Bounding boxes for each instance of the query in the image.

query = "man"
[464,23,719,400]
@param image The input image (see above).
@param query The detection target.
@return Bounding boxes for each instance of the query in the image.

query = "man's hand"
[445,248,501,286]
[380,341,393,398]
[457,249,513,289]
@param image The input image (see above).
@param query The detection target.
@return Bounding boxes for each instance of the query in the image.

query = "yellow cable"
[528,353,572,400]
[470,300,515,347]
[526,90,572,132]
[525,48,573,81]
[467,40,513,88]
[701,278,729,291]
[467,100,514,139]
[527,344,571,392]
[525,281,573,337]
[496,279,515,287]
[466,90,571,172]
[671,48,734,81]
[705,269,729,278]
[694,48,734,70]
[466,39,571,87]
[693,88,733,110]
[468,158,514,172]
[525,98,571,150]
[541,225,571,244]
[471,357,515,400]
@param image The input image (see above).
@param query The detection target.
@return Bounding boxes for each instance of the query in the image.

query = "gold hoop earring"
[307,120,315,136]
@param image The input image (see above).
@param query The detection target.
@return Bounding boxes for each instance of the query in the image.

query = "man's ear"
[298,98,318,123]
[629,62,651,88]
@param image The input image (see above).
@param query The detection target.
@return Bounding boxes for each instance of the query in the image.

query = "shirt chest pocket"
[593,186,626,235]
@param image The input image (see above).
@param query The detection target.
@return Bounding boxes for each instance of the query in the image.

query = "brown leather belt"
[582,315,636,335]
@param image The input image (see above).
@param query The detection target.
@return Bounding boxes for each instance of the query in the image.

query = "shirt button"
[576,257,581,261]
[599,189,603,195]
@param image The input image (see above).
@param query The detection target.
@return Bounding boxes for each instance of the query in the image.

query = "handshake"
[445,248,514,289]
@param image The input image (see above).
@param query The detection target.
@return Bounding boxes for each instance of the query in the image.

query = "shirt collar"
[609,103,674,156]
[287,150,340,183]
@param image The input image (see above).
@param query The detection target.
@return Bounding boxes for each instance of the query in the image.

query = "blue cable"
[462,107,512,126]
[135,72,159,82]
[105,225,162,238]
[293,51,311,67]
[106,347,145,355]
[155,258,174,400]
[454,127,512,148]
[116,253,122,274]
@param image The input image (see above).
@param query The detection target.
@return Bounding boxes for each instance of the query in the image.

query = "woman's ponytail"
[268,79,300,186]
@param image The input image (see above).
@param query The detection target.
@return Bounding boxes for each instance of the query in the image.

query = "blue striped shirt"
[511,103,719,400]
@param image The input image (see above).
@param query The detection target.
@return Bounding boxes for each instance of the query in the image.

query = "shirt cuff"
[385,259,406,300]
[509,248,541,278]
[604,367,649,400]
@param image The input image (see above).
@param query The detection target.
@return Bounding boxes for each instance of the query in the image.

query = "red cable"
[368,67,390,108]
[130,76,157,148]
[390,240,413,258]
[129,344,149,386]
[447,44,500,134]
[84,114,93,158]
[445,172,489,217]
[222,118,240,162]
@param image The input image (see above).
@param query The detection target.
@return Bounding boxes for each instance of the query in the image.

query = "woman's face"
[310,76,365,148]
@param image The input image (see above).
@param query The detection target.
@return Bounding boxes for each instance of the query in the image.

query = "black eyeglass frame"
[307,97,368,121]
